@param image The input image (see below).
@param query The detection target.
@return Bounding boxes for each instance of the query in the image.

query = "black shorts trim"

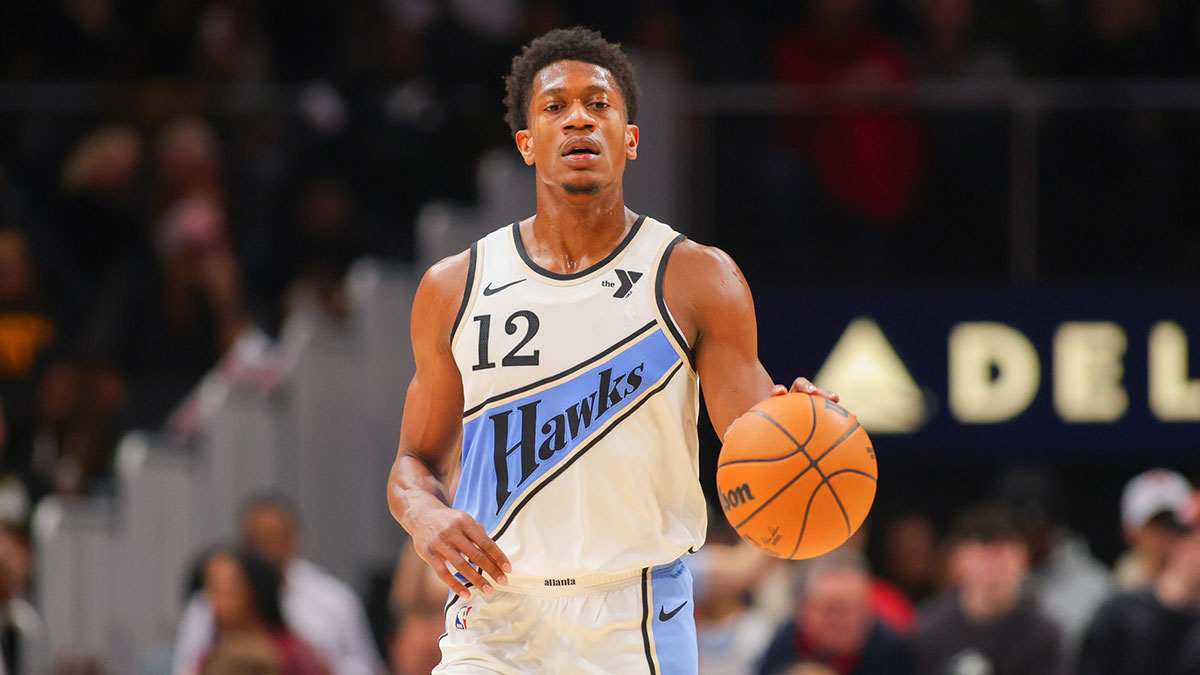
[641,567,657,675]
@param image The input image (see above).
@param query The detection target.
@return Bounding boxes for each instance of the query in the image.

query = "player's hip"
[436,558,698,674]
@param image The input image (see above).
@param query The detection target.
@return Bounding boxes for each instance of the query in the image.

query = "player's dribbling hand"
[772,377,839,402]
[725,378,839,442]
[409,504,511,599]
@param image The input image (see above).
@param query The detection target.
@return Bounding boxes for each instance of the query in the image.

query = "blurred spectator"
[104,195,249,431]
[189,547,330,675]
[385,604,442,675]
[149,118,225,224]
[878,514,942,606]
[691,517,782,675]
[0,522,44,675]
[0,229,60,482]
[1060,0,1195,78]
[278,176,367,319]
[1115,469,1194,590]
[995,465,1113,662]
[843,525,918,636]
[757,551,912,675]
[910,504,1063,675]
[173,495,381,675]
[1077,493,1200,675]
[771,0,924,227]
[911,0,1014,79]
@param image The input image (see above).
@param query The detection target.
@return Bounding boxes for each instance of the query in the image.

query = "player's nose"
[560,100,595,131]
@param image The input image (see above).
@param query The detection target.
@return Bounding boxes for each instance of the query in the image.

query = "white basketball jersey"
[449,215,706,580]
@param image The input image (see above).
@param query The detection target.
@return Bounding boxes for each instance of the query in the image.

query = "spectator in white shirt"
[171,494,382,675]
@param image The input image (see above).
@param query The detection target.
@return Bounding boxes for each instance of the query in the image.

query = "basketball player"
[386,27,837,674]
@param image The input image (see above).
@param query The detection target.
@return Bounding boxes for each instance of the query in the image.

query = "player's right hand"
[408,504,511,599]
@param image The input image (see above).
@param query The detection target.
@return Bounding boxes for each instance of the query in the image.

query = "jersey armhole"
[449,242,480,349]
[654,234,697,373]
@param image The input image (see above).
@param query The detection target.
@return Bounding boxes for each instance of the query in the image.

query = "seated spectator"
[104,196,251,431]
[1078,493,1200,675]
[757,551,912,675]
[189,547,330,675]
[994,465,1113,662]
[386,604,442,675]
[910,504,1063,675]
[173,495,381,675]
[771,0,924,227]
[878,513,942,607]
[1115,469,1193,590]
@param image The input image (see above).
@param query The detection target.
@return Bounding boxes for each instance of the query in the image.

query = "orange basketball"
[716,393,877,560]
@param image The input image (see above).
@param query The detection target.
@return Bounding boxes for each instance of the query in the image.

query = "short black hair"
[948,503,1024,546]
[239,492,301,529]
[503,27,640,136]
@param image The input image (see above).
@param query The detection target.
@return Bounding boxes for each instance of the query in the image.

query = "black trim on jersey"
[511,214,647,281]
[655,234,696,371]
[489,362,684,541]
[450,242,479,344]
[641,568,657,675]
[462,320,658,419]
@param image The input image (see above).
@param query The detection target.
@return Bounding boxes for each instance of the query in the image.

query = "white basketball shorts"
[434,558,697,674]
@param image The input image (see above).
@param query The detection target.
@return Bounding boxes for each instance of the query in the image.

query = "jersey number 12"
[472,311,540,370]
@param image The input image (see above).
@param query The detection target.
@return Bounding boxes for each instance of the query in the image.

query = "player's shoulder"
[666,238,740,276]
[664,238,749,301]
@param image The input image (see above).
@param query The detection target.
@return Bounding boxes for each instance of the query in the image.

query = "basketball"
[716,393,877,560]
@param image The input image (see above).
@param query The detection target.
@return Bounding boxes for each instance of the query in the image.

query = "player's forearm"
[388,452,452,532]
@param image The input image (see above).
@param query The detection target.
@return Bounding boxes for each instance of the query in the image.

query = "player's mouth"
[560,138,601,166]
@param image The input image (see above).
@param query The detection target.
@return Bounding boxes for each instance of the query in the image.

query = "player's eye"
[545,103,563,112]
[591,101,610,110]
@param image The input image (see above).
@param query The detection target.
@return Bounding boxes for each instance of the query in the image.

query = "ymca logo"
[601,269,643,298]
[455,605,473,630]
[489,362,646,512]
[718,483,756,512]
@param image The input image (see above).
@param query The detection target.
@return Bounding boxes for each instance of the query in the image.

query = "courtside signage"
[758,290,1200,455]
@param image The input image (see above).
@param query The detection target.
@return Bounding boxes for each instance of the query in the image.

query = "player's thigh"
[573,563,697,675]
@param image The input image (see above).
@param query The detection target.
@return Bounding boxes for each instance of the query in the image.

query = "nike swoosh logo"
[482,279,526,296]
[658,601,687,622]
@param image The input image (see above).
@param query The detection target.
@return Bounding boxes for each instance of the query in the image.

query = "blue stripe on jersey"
[454,329,681,535]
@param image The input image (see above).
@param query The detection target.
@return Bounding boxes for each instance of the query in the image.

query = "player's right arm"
[387,251,510,599]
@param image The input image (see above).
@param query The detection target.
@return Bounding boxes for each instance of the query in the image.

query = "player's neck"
[527,186,634,273]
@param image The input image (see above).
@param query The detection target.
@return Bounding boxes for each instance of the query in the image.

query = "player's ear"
[515,129,535,166]
[625,124,639,161]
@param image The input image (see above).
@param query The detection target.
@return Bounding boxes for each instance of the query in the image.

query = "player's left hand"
[771,377,838,402]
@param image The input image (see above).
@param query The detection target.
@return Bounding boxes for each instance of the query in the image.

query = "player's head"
[239,493,301,567]
[795,550,874,655]
[503,27,641,199]
[946,503,1028,619]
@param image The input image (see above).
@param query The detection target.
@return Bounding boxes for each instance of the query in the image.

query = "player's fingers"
[464,529,511,585]
[770,384,787,397]
[441,541,494,595]
[790,377,839,402]
[428,551,472,599]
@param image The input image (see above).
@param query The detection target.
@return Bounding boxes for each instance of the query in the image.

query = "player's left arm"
[662,240,837,438]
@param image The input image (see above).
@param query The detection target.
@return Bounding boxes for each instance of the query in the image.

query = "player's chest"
[454,272,657,382]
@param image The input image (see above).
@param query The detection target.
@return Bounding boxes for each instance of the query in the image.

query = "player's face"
[515,60,638,198]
